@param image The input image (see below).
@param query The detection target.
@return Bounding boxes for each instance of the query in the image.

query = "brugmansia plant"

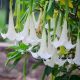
[1,0,80,80]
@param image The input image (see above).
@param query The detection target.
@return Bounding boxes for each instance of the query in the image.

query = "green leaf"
[42,66,53,80]
[7,52,17,58]
[52,65,59,76]
[19,43,29,50]
[6,52,20,64]
[46,0,55,19]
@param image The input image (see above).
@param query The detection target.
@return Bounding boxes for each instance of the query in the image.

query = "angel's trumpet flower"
[30,26,52,59]
[22,15,40,45]
[53,20,75,50]
[16,16,30,41]
[1,10,17,41]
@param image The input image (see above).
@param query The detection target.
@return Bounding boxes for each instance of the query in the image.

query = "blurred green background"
[0,9,6,32]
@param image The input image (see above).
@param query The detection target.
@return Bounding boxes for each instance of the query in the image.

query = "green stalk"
[16,0,20,31]
[53,12,59,39]
[42,1,48,29]
[65,0,69,20]
[10,0,12,10]
[29,0,33,14]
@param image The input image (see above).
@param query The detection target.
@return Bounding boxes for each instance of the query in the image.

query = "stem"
[16,0,20,31]
[65,0,69,20]
[42,1,48,27]
[50,74,55,80]
[53,12,59,39]
[10,0,12,10]
[29,0,33,14]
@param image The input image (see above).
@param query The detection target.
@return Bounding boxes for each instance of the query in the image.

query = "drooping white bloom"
[44,34,57,67]
[37,29,52,59]
[44,32,66,67]
[47,31,56,56]
[64,40,75,50]
[16,16,30,41]
[53,19,75,50]
[22,15,40,45]
[53,20,68,47]
[1,10,17,41]
[73,38,80,65]
[30,27,52,59]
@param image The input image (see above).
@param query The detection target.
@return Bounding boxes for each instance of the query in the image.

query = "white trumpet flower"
[64,40,75,50]
[1,10,17,41]
[73,38,80,65]
[37,29,52,59]
[30,28,52,59]
[16,16,30,41]
[44,35,57,67]
[22,15,40,45]
[44,32,66,67]
[48,31,56,56]
[53,20,75,50]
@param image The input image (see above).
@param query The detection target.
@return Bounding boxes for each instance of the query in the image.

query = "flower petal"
[44,59,54,67]
[53,39,64,48]
[1,10,17,41]
[64,40,75,50]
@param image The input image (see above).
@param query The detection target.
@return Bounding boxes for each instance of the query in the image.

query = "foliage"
[2,0,80,80]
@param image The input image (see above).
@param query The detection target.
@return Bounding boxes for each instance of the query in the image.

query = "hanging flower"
[44,33,57,67]
[30,27,52,59]
[16,15,30,41]
[44,31,66,67]
[53,19,75,50]
[22,14,40,45]
[1,10,17,41]
[73,38,80,65]
[37,29,53,59]
[47,31,56,56]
